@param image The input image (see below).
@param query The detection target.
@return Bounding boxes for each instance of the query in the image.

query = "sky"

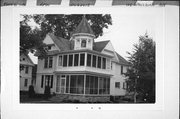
[29,9,160,64]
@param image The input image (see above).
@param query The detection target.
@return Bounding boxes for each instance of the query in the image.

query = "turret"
[71,15,95,50]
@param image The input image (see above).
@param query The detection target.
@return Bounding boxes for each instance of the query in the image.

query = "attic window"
[22,58,25,61]
[48,46,51,50]
[81,39,86,47]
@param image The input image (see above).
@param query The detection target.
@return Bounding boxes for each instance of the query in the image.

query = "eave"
[54,70,113,77]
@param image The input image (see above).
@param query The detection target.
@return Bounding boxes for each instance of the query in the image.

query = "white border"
[13,7,164,110]
[1,6,179,119]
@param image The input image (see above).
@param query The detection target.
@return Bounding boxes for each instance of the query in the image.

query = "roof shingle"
[115,52,130,66]
[73,16,94,36]
[93,40,110,52]
[48,33,71,51]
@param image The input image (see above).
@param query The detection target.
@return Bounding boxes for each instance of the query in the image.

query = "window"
[44,57,53,68]
[92,55,97,67]
[70,75,84,94]
[115,82,120,88]
[80,53,85,66]
[41,75,44,88]
[44,75,53,88]
[66,75,70,93]
[74,54,79,66]
[63,55,68,67]
[49,57,53,68]
[51,75,53,88]
[106,59,110,69]
[48,46,51,50]
[97,56,101,68]
[85,76,98,94]
[102,58,106,69]
[121,66,124,74]
[123,82,126,89]
[58,56,62,66]
[81,39,86,47]
[24,79,28,87]
[56,75,60,92]
[25,66,28,74]
[44,58,48,68]
[87,54,91,66]
[68,54,73,66]
[111,62,113,70]
[99,77,110,94]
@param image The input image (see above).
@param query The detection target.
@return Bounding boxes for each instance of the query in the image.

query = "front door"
[56,75,66,94]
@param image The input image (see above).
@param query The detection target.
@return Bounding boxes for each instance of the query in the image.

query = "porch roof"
[53,71,113,77]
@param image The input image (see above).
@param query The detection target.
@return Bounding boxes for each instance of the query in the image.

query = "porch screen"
[70,75,84,94]
[85,76,98,94]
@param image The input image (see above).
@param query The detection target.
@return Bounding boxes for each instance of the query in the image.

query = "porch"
[54,73,111,96]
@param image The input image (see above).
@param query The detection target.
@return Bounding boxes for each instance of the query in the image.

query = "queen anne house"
[35,16,130,102]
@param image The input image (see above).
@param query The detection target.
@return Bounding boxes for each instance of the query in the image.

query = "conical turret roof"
[73,15,95,37]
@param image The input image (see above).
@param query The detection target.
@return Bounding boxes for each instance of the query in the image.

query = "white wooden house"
[35,16,130,102]
[20,53,34,91]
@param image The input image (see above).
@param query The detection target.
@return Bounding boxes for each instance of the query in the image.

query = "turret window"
[81,39,87,48]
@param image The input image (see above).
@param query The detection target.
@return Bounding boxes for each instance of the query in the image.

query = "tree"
[20,14,112,54]
[125,33,155,103]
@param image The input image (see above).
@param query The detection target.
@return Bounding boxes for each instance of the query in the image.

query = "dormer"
[71,15,95,50]
[43,34,60,51]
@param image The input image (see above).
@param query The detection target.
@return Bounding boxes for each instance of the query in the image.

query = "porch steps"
[49,94,69,102]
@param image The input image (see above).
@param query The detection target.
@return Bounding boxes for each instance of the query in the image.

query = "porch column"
[69,75,71,93]
[84,74,86,95]
[85,52,87,67]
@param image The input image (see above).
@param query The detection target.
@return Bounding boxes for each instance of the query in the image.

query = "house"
[35,16,130,102]
[20,53,34,91]
[32,64,37,86]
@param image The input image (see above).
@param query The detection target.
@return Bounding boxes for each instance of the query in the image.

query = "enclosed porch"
[55,73,111,96]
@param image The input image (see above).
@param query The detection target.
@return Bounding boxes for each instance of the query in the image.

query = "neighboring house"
[20,53,34,91]
[35,16,130,102]
[32,64,37,86]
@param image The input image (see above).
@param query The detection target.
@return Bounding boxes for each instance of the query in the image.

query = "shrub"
[44,86,51,99]
[28,85,35,98]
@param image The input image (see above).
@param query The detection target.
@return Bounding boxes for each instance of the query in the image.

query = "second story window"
[74,54,79,66]
[92,55,97,68]
[87,54,91,67]
[121,65,124,74]
[24,79,28,87]
[81,39,86,48]
[44,57,53,68]
[80,53,85,66]
[102,58,106,69]
[68,54,73,66]
[63,55,68,67]
[25,66,29,74]
[97,56,101,68]
[58,56,62,66]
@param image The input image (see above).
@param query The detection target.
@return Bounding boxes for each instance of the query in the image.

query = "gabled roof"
[93,40,110,52]
[115,52,130,66]
[73,16,94,36]
[48,33,71,51]
[20,53,34,66]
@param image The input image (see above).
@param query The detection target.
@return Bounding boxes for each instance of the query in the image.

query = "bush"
[28,85,35,98]
[44,86,51,99]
